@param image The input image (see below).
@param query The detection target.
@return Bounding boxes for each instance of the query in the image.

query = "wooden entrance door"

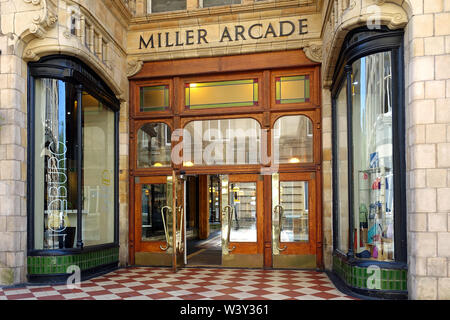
[272,172,317,268]
[220,174,264,268]
[134,174,186,270]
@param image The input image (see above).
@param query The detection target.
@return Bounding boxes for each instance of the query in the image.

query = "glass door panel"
[229,182,257,242]
[280,180,309,242]
[134,176,174,266]
[221,174,263,268]
[272,172,316,269]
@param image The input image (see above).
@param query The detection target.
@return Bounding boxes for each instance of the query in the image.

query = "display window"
[28,56,120,253]
[331,29,406,264]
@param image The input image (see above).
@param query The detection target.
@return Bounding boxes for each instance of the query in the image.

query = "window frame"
[27,55,120,255]
[331,28,407,266]
[132,79,174,119]
[134,120,174,171]
[270,68,319,110]
[180,72,264,116]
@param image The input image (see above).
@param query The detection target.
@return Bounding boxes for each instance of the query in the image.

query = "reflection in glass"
[141,184,169,241]
[185,79,258,109]
[203,0,241,7]
[337,80,349,253]
[280,181,309,242]
[140,85,169,112]
[137,123,172,168]
[273,115,313,164]
[183,118,260,165]
[34,78,78,250]
[229,182,257,242]
[275,75,310,104]
[352,52,394,261]
[82,92,115,246]
[150,0,186,13]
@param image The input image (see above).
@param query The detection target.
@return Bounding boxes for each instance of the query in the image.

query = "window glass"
[273,115,313,164]
[185,79,258,110]
[280,181,309,242]
[140,85,169,112]
[336,80,349,253]
[203,0,241,7]
[34,79,78,250]
[141,183,169,241]
[229,182,257,242]
[275,75,310,104]
[352,52,394,261]
[149,0,186,13]
[137,123,172,168]
[183,118,261,166]
[82,92,115,246]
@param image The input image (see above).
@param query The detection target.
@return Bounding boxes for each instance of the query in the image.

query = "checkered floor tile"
[0,267,356,300]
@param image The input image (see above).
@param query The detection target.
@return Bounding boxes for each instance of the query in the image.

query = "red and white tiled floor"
[0,267,356,300]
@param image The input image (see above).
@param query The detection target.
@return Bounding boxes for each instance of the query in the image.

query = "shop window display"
[352,52,394,261]
[29,56,119,254]
[332,29,406,268]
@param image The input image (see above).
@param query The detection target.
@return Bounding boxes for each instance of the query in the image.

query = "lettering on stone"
[138,19,309,50]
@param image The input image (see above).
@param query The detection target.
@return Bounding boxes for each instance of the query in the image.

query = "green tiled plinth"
[333,255,407,292]
[27,247,119,275]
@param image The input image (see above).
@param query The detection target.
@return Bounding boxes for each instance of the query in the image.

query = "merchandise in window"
[352,52,394,261]
[331,29,406,265]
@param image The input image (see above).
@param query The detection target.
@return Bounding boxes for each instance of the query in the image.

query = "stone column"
[322,88,333,270]
[405,0,450,300]
[0,35,28,286]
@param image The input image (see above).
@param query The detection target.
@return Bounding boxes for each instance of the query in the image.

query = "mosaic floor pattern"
[0,267,356,300]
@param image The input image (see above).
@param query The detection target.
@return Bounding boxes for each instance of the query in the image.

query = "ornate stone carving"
[23,0,58,39]
[24,49,40,61]
[303,44,322,63]
[127,59,143,77]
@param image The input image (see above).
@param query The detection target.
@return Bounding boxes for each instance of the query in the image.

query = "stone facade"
[0,0,130,285]
[402,0,450,301]
[320,0,450,300]
[0,0,449,300]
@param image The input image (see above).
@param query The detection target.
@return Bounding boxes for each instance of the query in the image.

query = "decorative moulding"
[23,0,58,39]
[303,43,322,63]
[127,58,144,78]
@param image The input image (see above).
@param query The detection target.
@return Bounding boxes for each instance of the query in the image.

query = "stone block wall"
[404,0,450,300]
[322,88,333,270]
[0,12,29,285]
[0,0,130,285]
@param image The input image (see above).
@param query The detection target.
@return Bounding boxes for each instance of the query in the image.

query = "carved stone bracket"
[23,0,58,39]
[303,44,322,63]
[127,58,143,77]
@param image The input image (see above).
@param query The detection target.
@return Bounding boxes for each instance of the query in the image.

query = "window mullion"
[76,84,84,249]
[345,65,355,258]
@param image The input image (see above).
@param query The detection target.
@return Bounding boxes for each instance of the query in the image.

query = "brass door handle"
[176,206,184,252]
[274,205,287,252]
[160,206,172,251]
[223,205,236,253]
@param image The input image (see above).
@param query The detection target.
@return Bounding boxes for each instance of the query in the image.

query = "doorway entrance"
[128,50,323,271]
[132,172,318,269]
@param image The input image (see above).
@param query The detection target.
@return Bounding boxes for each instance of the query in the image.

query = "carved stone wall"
[321,0,450,300]
[0,0,131,285]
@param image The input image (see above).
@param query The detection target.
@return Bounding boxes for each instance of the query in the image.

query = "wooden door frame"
[226,174,264,256]
[129,49,323,269]
[133,176,171,254]
[276,172,317,255]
